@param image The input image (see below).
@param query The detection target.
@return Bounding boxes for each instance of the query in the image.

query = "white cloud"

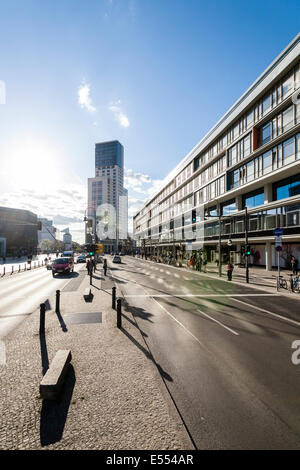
[108,100,130,128]
[124,168,164,233]
[78,83,97,113]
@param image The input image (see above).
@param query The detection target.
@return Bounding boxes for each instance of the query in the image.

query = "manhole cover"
[64,312,102,325]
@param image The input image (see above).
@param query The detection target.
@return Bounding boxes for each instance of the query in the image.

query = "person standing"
[291,256,298,275]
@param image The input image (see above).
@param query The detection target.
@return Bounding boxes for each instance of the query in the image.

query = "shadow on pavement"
[56,309,68,332]
[52,272,79,279]
[39,332,49,376]
[123,299,154,323]
[120,328,172,382]
[40,365,76,447]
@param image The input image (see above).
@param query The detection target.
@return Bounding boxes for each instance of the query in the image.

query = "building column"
[236,195,243,211]
[265,241,272,271]
[236,243,241,265]
[264,183,273,204]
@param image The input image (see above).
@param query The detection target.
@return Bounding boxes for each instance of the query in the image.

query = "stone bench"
[83,288,92,300]
[39,350,72,400]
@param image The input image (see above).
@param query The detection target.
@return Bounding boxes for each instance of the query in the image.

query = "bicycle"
[277,275,287,290]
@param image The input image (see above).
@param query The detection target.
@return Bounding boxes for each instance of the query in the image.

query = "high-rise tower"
[87,140,128,253]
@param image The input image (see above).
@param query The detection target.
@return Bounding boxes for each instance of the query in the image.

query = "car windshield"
[54,258,69,264]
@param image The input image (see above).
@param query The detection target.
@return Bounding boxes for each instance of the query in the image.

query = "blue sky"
[0,0,299,242]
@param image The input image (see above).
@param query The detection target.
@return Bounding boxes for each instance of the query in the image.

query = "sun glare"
[6,138,64,191]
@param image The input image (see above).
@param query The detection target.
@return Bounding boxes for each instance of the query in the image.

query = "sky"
[0,0,299,243]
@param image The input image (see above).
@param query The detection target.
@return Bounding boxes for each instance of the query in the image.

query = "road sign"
[274,228,283,236]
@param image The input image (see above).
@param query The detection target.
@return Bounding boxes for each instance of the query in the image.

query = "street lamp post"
[245,206,249,284]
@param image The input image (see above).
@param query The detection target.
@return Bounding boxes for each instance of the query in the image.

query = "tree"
[39,239,55,252]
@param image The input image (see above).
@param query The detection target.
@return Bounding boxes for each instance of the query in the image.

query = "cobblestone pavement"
[0,266,193,450]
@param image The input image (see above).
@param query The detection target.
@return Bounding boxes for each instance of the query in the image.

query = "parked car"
[112,255,121,264]
[52,257,74,276]
[76,255,86,263]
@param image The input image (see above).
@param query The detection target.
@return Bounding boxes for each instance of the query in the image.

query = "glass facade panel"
[243,190,264,208]
[262,122,271,145]
[274,174,300,200]
[282,137,295,165]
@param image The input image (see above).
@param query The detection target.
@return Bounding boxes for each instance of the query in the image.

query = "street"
[0,259,85,339]
[110,256,300,449]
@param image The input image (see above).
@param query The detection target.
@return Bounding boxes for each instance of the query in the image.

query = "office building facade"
[0,206,39,256]
[87,140,128,253]
[134,34,300,270]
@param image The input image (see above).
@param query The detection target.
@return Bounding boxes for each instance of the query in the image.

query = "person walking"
[227,261,233,281]
[86,258,91,275]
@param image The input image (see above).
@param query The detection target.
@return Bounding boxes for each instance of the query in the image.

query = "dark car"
[76,255,86,263]
[112,255,121,264]
[52,257,74,277]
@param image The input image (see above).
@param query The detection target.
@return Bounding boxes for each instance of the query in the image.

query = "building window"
[282,106,294,133]
[261,122,271,146]
[273,174,300,201]
[282,137,295,165]
[221,199,236,216]
[263,150,272,175]
[243,189,264,208]
[262,94,271,115]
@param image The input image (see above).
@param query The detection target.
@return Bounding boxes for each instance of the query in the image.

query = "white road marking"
[197,309,239,336]
[230,297,300,328]
[123,293,276,298]
[150,296,211,353]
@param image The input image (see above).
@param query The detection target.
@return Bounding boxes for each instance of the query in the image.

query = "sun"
[5,138,64,191]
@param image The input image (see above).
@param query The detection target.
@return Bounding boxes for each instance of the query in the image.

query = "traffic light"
[246,245,251,256]
[192,210,196,223]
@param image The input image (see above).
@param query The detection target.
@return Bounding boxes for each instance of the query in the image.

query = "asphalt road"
[0,262,85,339]
[111,256,300,450]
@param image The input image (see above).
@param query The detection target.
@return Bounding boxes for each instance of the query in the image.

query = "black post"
[245,206,249,284]
[117,298,122,329]
[90,267,92,285]
[55,289,60,313]
[40,303,46,334]
[112,287,116,309]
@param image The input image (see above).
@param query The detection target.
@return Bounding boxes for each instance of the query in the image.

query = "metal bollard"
[90,268,92,285]
[40,303,46,334]
[55,290,60,313]
[24,263,26,271]
[117,298,122,329]
[19,264,21,272]
[11,265,14,275]
[112,287,116,309]
[2,267,5,277]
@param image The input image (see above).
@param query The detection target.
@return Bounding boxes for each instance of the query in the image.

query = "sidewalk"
[136,256,300,296]
[0,267,193,450]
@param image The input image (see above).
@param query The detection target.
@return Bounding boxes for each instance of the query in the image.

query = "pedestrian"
[291,256,298,275]
[91,257,96,273]
[227,261,233,281]
[86,258,91,275]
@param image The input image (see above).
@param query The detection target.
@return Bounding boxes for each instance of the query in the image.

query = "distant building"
[38,218,61,245]
[0,206,39,256]
[87,140,128,253]
[62,228,72,251]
